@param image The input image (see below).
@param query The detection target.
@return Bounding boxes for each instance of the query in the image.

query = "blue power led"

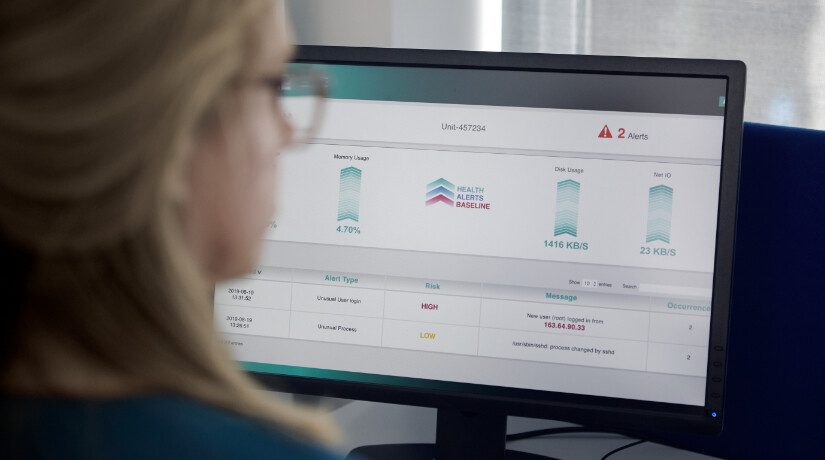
[711,412,718,418]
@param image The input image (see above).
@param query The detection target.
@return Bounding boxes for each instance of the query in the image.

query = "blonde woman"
[0,0,341,457]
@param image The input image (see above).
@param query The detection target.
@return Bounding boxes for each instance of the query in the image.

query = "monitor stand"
[347,408,557,460]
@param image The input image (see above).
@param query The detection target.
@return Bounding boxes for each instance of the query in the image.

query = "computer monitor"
[213,46,745,456]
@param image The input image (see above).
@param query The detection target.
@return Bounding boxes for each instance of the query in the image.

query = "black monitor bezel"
[248,45,745,436]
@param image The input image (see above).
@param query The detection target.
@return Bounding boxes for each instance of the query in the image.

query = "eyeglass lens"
[280,69,327,144]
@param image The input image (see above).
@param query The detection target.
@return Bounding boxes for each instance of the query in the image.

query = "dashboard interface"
[215,63,728,407]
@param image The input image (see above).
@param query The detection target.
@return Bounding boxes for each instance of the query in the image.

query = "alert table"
[214,266,710,377]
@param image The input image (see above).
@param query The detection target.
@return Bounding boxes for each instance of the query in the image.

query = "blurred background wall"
[287,0,825,130]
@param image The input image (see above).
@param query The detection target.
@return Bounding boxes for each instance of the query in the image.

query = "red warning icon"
[598,125,612,138]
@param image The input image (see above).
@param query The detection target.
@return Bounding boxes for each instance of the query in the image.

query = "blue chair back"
[660,122,825,458]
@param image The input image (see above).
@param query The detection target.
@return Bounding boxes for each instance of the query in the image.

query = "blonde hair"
[0,0,336,444]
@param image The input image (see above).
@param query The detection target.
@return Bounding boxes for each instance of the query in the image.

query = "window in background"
[288,0,824,130]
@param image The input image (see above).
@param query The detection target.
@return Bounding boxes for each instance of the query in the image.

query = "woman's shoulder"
[1,393,343,459]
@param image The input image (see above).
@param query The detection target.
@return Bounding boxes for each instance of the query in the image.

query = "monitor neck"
[436,408,508,459]
[348,408,554,459]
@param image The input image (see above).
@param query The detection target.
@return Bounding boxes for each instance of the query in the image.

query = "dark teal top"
[1,394,343,459]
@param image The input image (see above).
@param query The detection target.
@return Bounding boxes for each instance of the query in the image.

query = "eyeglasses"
[267,67,328,145]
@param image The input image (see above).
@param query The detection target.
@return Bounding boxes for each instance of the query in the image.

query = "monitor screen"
[214,49,738,427]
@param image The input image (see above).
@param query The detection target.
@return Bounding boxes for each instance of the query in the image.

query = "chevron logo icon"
[337,166,362,222]
[553,179,580,237]
[646,184,673,243]
[425,178,455,206]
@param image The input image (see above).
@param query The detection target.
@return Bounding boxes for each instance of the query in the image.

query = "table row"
[215,280,710,346]
[215,304,708,377]
[217,276,712,318]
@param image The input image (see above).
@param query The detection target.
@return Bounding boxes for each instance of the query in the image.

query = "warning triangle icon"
[598,125,612,138]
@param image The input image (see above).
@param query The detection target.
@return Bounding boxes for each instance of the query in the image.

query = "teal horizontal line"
[427,178,454,190]
[555,218,578,225]
[554,229,578,237]
[646,236,671,243]
[557,179,580,188]
[554,220,578,227]
[554,222,578,228]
